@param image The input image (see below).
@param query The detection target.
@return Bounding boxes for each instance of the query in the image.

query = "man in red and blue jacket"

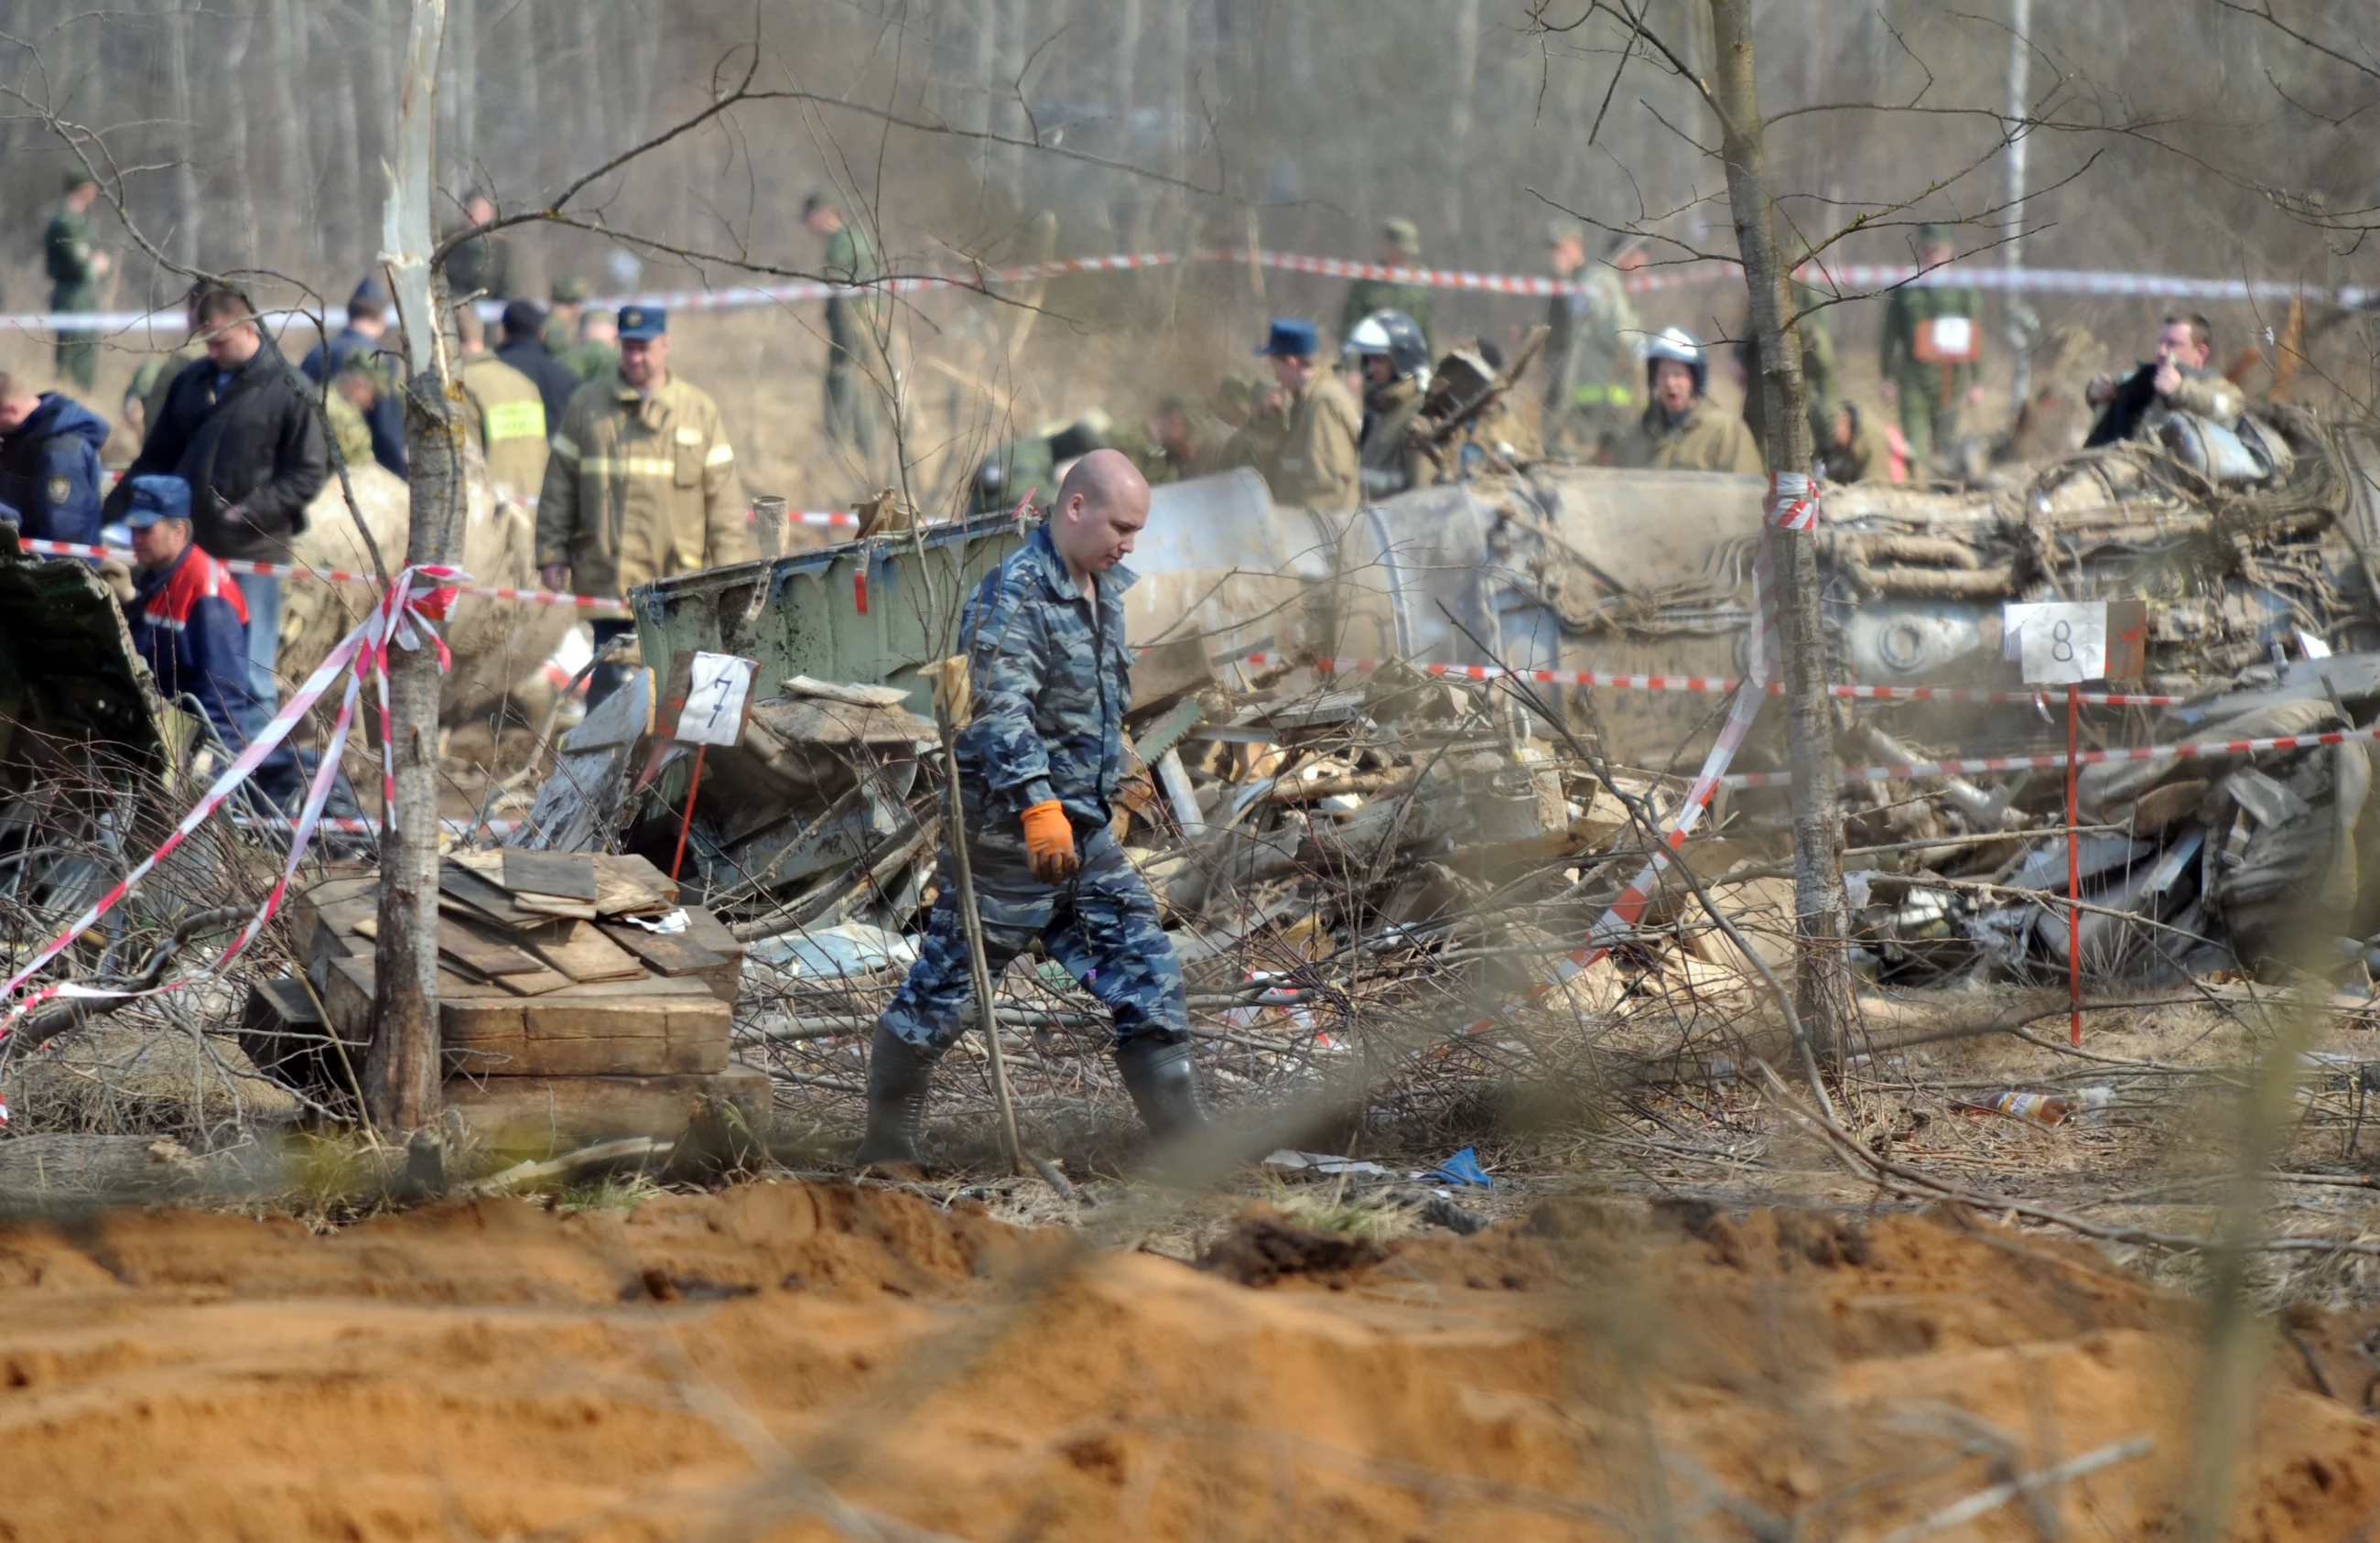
[123,474,304,810]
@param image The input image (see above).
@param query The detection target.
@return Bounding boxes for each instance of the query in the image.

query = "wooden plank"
[445,977,728,1077]
[515,919,647,984]
[490,967,575,998]
[674,905,747,1004]
[511,892,600,921]
[442,1065,767,1156]
[327,955,726,1076]
[351,911,546,978]
[592,853,677,917]
[503,850,599,901]
[438,864,546,929]
[598,920,727,977]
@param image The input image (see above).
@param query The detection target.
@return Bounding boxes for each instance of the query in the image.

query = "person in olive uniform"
[1336,219,1435,355]
[444,190,514,300]
[1613,329,1763,474]
[806,193,885,467]
[543,275,590,353]
[1878,224,1984,469]
[1253,318,1362,511]
[46,170,112,393]
[536,306,753,708]
[1542,222,1647,459]
[559,307,622,385]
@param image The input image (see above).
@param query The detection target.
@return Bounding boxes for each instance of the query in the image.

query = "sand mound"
[0,1184,2373,1540]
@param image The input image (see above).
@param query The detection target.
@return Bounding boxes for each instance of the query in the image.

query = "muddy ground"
[0,1176,2375,1542]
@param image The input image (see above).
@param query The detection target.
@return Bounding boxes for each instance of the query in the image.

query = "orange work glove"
[1020,799,1078,884]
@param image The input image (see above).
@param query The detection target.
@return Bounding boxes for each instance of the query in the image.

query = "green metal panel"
[629,511,1025,718]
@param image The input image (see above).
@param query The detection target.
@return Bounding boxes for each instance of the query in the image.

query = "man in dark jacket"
[122,475,304,811]
[300,277,406,475]
[0,372,109,545]
[495,300,581,434]
[106,284,329,731]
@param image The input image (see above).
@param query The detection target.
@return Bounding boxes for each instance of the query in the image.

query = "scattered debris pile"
[1823,659,2379,987]
[250,849,763,1153]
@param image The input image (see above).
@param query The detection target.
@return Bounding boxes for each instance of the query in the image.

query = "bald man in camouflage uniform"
[857,450,1207,1168]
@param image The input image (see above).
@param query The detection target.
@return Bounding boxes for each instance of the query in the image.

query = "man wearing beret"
[1254,318,1362,511]
[536,306,753,707]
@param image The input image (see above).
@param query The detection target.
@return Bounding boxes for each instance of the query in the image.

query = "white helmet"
[1644,326,1706,396]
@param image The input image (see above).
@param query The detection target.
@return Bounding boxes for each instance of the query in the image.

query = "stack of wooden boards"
[243,851,765,1152]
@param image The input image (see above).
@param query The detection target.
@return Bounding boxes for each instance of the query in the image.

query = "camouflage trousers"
[877,832,1188,1053]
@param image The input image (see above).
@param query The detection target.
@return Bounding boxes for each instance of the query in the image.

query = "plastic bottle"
[1971,1086,2112,1126]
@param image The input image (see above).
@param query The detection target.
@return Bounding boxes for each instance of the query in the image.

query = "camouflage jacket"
[957,519,1135,847]
[1879,279,1984,400]
[45,204,100,305]
[1543,268,1642,415]
[1358,376,1435,498]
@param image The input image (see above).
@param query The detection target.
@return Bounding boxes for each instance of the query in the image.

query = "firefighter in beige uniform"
[536,305,753,706]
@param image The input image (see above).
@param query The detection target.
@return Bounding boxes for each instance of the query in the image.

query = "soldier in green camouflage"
[1336,218,1435,356]
[542,275,590,354]
[806,193,886,468]
[1878,224,1984,471]
[1542,222,1647,460]
[558,307,620,385]
[45,171,110,393]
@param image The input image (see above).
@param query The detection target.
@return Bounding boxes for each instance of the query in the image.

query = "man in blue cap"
[121,474,306,810]
[1253,318,1361,511]
[0,368,110,545]
[536,305,752,707]
[301,277,406,475]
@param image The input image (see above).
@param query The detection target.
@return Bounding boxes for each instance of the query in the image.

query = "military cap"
[616,304,666,340]
[60,167,96,193]
[1380,217,1422,256]
[1256,318,1320,358]
[124,474,192,528]
[1546,217,1587,246]
[549,275,590,304]
[348,275,391,311]
[1917,222,1953,249]
[1155,392,1198,417]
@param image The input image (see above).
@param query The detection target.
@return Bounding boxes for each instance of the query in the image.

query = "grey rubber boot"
[853,1024,939,1167]
[1114,1035,1208,1141]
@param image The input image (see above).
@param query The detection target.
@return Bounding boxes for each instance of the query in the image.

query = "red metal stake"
[670,743,708,882]
[2067,683,2082,1046]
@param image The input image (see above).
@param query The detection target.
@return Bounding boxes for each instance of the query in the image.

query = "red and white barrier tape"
[17,538,633,614]
[1236,652,2181,708]
[0,566,463,1117]
[5,249,2361,332]
[1721,722,2380,790]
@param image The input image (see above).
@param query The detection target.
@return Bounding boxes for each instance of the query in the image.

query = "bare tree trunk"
[162,0,200,267]
[1706,0,1852,1074]
[218,6,259,274]
[268,0,319,279]
[368,0,457,1138]
[1445,0,1479,239]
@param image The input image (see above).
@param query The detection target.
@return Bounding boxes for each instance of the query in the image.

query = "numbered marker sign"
[661,650,760,747]
[2003,601,2107,685]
